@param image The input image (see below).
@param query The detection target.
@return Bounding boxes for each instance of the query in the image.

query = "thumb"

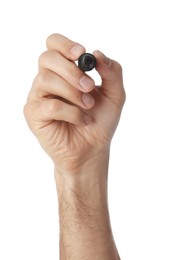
[93,50,126,107]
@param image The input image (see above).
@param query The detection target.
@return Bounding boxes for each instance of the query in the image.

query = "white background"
[0,0,173,259]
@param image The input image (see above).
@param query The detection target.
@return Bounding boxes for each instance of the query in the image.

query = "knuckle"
[116,87,126,109]
[38,51,49,67]
[120,88,126,105]
[113,60,123,74]
[38,50,56,67]
[46,100,62,114]
[38,50,56,68]
[35,70,50,87]
[46,33,58,48]
[23,102,33,124]
[68,65,83,80]
[46,33,72,50]
[63,39,75,51]
[23,103,29,119]
[71,106,83,122]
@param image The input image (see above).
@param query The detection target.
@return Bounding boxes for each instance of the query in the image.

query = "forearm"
[54,149,120,260]
[24,33,125,260]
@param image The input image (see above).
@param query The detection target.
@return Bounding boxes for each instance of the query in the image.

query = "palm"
[36,89,121,165]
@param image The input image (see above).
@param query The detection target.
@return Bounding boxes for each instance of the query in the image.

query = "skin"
[24,33,126,260]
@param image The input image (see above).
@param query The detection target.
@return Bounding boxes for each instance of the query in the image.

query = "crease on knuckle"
[35,70,49,88]
[38,50,56,68]
[68,65,83,80]
[46,99,62,115]
[63,40,75,51]
[38,51,48,67]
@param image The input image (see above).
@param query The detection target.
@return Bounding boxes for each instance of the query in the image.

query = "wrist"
[54,146,110,187]
[54,145,110,175]
[54,147,110,211]
[53,146,120,259]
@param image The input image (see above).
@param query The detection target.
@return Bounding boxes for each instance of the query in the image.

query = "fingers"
[39,50,95,93]
[26,34,96,127]
[24,99,92,127]
[30,70,95,110]
[93,50,126,107]
[26,34,125,129]
[46,33,86,61]
[44,34,95,93]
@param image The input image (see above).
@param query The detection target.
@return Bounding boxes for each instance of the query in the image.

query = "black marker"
[78,53,96,71]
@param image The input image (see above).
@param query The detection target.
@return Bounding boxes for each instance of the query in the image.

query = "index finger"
[46,33,86,61]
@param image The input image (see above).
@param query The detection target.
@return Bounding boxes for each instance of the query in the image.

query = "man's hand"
[24,34,125,259]
[24,33,125,172]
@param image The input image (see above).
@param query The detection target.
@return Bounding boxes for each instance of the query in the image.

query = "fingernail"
[83,114,92,125]
[103,55,111,65]
[94,50,111,65]
[82,93,95,107]
[80,75,94,91]
[70,45,85,57]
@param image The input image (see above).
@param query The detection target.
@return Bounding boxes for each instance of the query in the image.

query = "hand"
[24,34,125,172]
[24,34,124,259]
